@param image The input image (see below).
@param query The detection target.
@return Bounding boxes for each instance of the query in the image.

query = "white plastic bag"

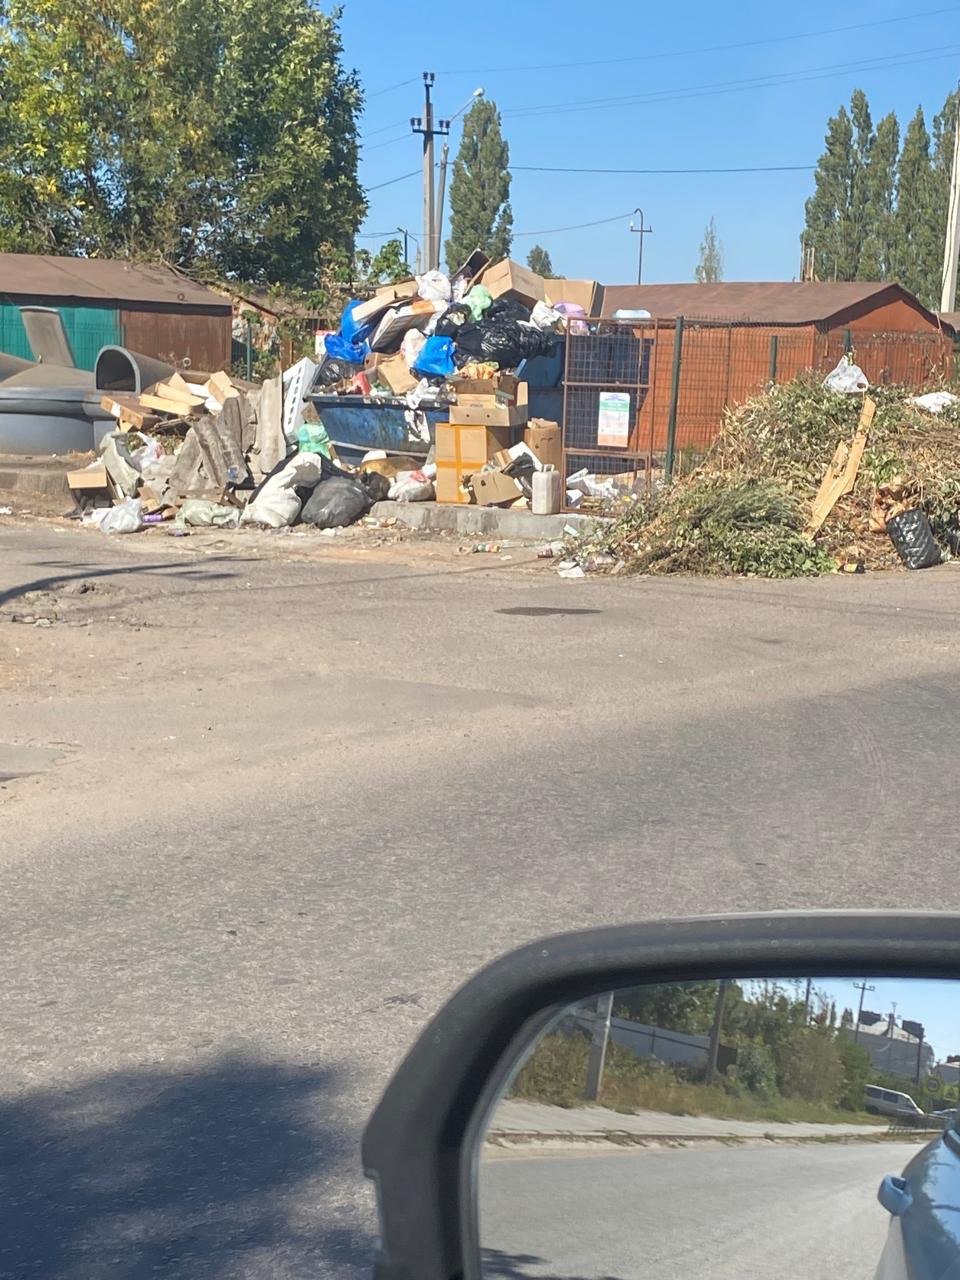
[241,451,326,528]
[388,469,435,502]
[823,356,869,394]
[907,391,959,414]
[401,329,427,368]
[416,269,451,306]
[130,433,164,472]
[530,301,563,331]
[100,498,144,535]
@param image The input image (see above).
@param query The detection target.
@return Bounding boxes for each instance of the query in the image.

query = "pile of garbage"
[67,358,443,534]
[582,362,960,577]
[315,254,587,406]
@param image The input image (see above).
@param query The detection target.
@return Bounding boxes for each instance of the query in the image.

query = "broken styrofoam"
[907,391,959,414]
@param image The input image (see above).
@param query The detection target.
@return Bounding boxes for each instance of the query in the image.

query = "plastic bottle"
[532,465,562,515]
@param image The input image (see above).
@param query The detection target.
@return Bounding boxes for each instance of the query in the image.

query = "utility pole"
[629,209,653,285]
[917,1030,926,1087]
[940,100,960,314]
[706,980,729,1082]
[584,991,614,1102]
[803,978,813,1024]
[853,981,875,1044]
[411,73,449,273]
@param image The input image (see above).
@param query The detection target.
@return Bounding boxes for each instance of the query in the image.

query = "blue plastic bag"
[413,336,456,379]
[341,299,375,346]
[324,331,368,364]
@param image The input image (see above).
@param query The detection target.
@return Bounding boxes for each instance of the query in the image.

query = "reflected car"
[877,1123,960,1279]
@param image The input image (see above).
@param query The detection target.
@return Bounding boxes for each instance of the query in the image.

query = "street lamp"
[629,208,653,285]
[435,88,484,270]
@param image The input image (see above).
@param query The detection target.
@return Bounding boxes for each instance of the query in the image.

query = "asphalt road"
[480,1142,918,1279]
[3,521,960,1278]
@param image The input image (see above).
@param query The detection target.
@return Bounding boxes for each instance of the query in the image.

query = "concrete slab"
[0,454,75,498]
[369,500,606,541]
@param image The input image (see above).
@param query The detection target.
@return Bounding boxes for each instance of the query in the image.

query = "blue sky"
[339,0,960,284]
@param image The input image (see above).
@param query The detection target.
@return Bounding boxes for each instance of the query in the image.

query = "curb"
[0,455,73,498]
[369,499,606,541]
[485,1128,917,1150]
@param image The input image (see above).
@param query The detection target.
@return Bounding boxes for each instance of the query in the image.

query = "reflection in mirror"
[479,977,960,1280]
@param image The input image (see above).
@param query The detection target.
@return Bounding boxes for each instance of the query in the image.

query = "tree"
[695,217,723,282]
[895,107,940,305]
[615,981,721,1035]
[804,98,863,281]
[444,98,512,270]
[0,0,364,288]
[527,245,555,277]
[777,1028,843,1103]
[836,1038,873,1111]
[367,239,411,285]
[858,112,899,280]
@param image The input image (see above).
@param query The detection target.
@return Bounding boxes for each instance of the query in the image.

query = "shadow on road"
[0,1052,371,1278]
[482,1247,625,1280]
[0,558,245,607]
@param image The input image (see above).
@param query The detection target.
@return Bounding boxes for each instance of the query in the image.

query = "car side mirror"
[363,913,960,1280]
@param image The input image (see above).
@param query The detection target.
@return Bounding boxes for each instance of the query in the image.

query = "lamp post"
[629,209,653,285]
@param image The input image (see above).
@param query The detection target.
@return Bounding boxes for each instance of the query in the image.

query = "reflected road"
[481,1141,920,1279]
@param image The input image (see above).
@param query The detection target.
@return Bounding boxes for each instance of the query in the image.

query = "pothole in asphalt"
[497,607,602,617]
[0,743,67,781]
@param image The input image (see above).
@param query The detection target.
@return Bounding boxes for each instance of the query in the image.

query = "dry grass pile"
[596,376,960,576]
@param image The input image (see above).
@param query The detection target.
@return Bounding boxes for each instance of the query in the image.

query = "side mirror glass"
[477,976,958,1279]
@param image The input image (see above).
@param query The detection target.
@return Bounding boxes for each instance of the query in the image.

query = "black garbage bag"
[452,324,487,363]
[315,355,363,387]
[886,509,941,569]
[435,302,473,338]
[485,296,531,323]
[477,318,556,368]
[300,476,372,528]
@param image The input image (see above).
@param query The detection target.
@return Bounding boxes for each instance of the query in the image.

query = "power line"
[438,4,960,74]
[365,170,419,193]
[363,118,409,138]
[511,210,639,238]
[362,132,409,153]
[513,164,812,175]
[366,76,418,99]
[503,44,960,121]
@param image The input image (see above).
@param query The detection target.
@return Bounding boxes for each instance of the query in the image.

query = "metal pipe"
[664,316,684,482]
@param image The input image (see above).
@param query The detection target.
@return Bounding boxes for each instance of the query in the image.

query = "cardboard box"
[435,463,472,504]
[479,259,547,309]
[450,400,528,428]
[372,279,419,305]
[471,468,523,507]
[375,354,417,396]
[67,463,109,492]
[435,421,517,504]
[524,420,562,473]
[452,373,519,407]
[544,279,600,316]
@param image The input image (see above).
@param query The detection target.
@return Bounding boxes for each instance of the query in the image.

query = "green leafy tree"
[858,112,899,280]
[695,216,724,282]
[527,244,555,277]
[804,92,875,282]
[0,0,364,287]
[445,98,512,270]
[895,107,941,306]
[615,981,720,1035]
[836,1037,873,1111]
[367,238,411,285]
[777,1027,843,1103]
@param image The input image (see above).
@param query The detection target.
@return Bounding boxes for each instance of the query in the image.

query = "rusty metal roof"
[599,281,935,326]
[0,254,229,309]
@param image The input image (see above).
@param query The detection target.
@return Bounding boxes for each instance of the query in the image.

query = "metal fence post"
[245,320,253,380]
[664,315,684,483]
[844,328,853,355]
[768,334,779,383]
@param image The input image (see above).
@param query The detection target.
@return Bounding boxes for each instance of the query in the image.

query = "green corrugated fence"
[0,302,121,370]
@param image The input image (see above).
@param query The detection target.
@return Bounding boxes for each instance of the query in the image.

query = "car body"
[877,1126,960,1280]
[866,1084,926,1120]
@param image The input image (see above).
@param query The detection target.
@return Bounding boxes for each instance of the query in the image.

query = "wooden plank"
[154,381,206,409]
[806,396,876,535]
[99,395,161,430]
[205,370,239,405]
[139,392,200,418]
